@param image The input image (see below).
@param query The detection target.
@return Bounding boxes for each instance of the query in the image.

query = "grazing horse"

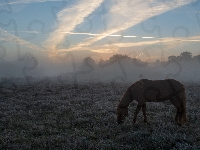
[116,79,188,125]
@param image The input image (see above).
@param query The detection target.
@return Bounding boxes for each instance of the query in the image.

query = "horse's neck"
[119,89,133,108]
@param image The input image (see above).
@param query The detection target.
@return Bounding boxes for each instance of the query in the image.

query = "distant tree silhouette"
[180,51,192,61]
[154,59,162,66]
[168,55,177,61]
[193,55,200,63]
[168,51,192,63]
[98,59,104,66]
[83,57,96,65]
[97,54,148,67]
[132,58,148,67]
[80,57,96,71]
[155,59,161,63]
[84,51,200,69]
[108,54,132,62]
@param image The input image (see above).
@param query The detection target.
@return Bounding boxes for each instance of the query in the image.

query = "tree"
[193,55,200,63]
[98,59,104,66]
[180,51,192,61]
[108,54,131,62]
[79,57,96,71]
[168,55,177,62]
[154,59,161,66]
[132,58,148,67]
[83,57,96,65]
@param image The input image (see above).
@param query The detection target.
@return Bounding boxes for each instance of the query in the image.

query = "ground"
[0,79,200,149]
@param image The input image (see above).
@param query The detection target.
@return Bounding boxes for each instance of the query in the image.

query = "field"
[0,79,200,149]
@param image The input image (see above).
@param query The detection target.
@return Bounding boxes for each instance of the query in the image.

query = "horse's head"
[116,106,128,125]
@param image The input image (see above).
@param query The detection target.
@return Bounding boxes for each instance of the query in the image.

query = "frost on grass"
[0,80,200,149]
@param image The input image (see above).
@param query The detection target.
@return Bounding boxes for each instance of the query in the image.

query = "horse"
[116,79,188,125]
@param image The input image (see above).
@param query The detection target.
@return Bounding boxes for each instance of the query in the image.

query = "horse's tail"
[180,89,188,124]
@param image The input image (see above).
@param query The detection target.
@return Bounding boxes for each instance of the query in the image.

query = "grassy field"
[0,80,200,149]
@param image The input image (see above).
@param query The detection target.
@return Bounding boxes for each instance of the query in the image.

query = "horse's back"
[142,79,184,89]
[135,79,185,103]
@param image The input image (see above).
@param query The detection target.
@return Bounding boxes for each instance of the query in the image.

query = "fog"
[0,51,200,85]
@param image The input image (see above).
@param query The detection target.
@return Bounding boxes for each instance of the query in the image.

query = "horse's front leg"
[133,105,142,124]
[175,111,179,122]
[177,110,183,126]
[142,104,147,123]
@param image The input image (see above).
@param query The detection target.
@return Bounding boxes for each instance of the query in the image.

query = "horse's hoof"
[117,121,124,125]
[144,121,149,124]
[177,122,182,126]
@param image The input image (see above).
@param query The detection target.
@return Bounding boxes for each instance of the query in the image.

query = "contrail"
[0,0,68,6]
[62,0,194,53]
[43,0,104,52]
[0,28,45,51]
[7,31,158,39]
[57,35,200,53]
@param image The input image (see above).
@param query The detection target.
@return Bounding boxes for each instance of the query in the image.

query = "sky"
[0,0,200,63]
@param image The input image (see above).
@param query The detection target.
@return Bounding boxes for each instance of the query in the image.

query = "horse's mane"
[132,79,146,89]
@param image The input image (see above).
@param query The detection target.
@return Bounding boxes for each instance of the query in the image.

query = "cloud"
[9,31,41,34]
[0,28,45,51]
[43,0,104,51]
[0,0,68,6]
[63,0,194,52]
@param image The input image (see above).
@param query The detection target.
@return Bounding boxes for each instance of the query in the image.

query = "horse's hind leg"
[142,104,147,123]
[133,104,142,124]
[169,97,182,124]
[175,111,178,122]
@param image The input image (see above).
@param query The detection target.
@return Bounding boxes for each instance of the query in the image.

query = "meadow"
[0,79,200,149]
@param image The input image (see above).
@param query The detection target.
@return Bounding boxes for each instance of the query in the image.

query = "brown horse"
[116,79,188,125]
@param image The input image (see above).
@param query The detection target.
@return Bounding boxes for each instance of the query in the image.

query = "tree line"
[81,51,200,68]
